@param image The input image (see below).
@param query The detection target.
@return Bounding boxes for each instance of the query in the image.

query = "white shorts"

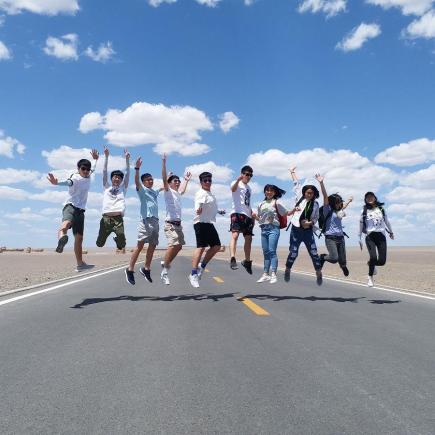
[137,217,159,245]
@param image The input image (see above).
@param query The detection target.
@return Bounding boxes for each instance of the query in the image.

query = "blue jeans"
[261,224,280,273]
[286,226,321,271]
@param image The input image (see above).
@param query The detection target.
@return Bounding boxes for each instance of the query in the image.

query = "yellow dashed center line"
[213,276,224,283]
[238,297,270,316]
[204,269,210,273]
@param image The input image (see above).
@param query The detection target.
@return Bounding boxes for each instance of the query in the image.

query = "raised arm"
[342,196,353,210]
[289,166,298,183]
[134,157,142,191]
[290,166,302,201]
[47,173,72,187]
[90,148,99,173]
[180,171,192,195]
[103,146,109,187]
[231,175,243,193]
[123,148,130,189]
[315,174,328,206]
[161,153,169,191]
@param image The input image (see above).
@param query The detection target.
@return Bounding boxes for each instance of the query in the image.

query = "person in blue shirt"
[316,174,352,277]
[125,156,161,285]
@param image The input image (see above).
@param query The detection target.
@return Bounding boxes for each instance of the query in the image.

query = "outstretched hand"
[104,146,109,158]
[90,149,99,160]
[315,173,324,183]
[124,148,130,160]
[135,157,142,168]
[184,171,192,181]
[289,166,297,173]
[47,173,58,185]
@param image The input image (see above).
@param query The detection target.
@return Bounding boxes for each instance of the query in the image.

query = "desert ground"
[1,246,434,295]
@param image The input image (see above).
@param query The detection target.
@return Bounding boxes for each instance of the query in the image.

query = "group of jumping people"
[47,147,394,288]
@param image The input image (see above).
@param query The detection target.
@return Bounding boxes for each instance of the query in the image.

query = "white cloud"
[30,189,68,203]
[403,10,435,39]
[0,40,11,60]
[401,163,435,188]
[0,130,25,157]
[298,0,347,17]
[375,138,435,166]
[0,0,79,15]
[5,207,46,221]
[218,111,240,133]
[336,23,381,52]
[43,33,78,60]
[84,41,115,63]
[41,145,127,174]
[0,168,40,184]
[0,185,29,200]
[366,0,434,16]
[148,0,177,6]
[246,147,396,199]
[195,0,222,6]
[79,102,214,157]
[186,161,234,183]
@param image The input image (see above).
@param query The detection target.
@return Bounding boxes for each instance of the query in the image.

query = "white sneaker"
[161,271,170,285]
[189,273,200,288]
[269,273,277,284]
[257,273,270,283]
[373,266,378,275]
[367,276,374,287]
[197,267,205,280]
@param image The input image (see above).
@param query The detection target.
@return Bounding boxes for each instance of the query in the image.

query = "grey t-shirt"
[323,204,344,236]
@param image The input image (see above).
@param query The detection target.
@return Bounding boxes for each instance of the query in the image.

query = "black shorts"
[230,213,254,236]
[194,223,221,248]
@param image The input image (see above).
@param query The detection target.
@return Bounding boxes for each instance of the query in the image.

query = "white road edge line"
[0,265,129,307]
[290,269,435,301]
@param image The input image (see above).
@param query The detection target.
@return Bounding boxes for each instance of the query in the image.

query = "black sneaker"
[320,254,326,268]
[316,270,323,286]
[139,267,152,283]
[125,268,135,285]
[56,235,68,253]
[341,266,349,277]
[230,257,238,270]
[241,260,252,275]
[284,268,291,282]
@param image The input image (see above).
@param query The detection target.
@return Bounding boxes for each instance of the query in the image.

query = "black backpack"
[318,205,333,234]
[362,205,385,234]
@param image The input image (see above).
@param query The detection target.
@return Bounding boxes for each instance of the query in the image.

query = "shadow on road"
[71,292,237,309]
[244,294,401,305]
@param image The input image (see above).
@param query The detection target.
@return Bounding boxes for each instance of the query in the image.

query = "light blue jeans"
[261,224,280,273]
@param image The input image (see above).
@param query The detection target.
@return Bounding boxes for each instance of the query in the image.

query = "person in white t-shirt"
[160,153,192,285]
[189,171,226,288]
[229,165,254,274]
[96,146,130,252]
[47,149,99,272]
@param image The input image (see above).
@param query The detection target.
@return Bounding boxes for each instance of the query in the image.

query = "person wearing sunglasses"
[160,153,192,285]
[229,165,255,274]
[189,171,225,288]
[47,148,99,272]
[96,146,130,252]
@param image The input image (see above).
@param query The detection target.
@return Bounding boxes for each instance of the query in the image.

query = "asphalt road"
[1,256,434,435]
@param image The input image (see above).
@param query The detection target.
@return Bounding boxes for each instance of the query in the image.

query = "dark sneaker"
[316,270,323,286]
[230,257,238,270]
[341,265,349,277]
[56,235,68,253]
[139,267,152,283]
[284,268,291,282]
[125,268,135,285]
[320,254,326,268]
[75,263,95,272]
[241,260,253,275]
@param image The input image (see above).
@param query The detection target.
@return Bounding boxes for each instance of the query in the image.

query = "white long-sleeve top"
[290,181,319,228]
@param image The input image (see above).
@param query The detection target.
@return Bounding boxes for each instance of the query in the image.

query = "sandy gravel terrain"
[1,245,434,295]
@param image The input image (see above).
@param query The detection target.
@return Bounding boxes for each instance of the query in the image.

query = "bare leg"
[145,244,156,269]
[164,245,182,268]
[203,245,221,264]
[58,221,71,239]
[128,240,145,271]
[74,233,84,265]
[192,247,206,269]
[229,232,239,258]
[243,234,252,261]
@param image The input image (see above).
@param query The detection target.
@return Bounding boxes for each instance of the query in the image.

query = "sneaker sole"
[125,270,135,285]
[56,235,68,253]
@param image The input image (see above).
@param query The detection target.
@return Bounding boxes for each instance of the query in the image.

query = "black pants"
[324,235,347,267]
[365,232,387,276]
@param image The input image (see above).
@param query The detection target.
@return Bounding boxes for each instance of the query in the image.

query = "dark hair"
[141,172,153,183]
[241,165,253,174]
[364,191,384,208]
[302,184,319,199]
[199,171,212,181]
[264,184,286,200]
[328,193,343,210]
[77,159,91,169]
[168,174,180,184]
[111,170,124,180]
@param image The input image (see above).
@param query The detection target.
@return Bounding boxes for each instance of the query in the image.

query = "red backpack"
[275,201,287,229]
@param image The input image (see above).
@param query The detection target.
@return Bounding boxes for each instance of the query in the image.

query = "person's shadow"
[243,294,401,305]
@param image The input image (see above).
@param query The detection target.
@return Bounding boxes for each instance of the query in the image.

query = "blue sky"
[1,0,435,248]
